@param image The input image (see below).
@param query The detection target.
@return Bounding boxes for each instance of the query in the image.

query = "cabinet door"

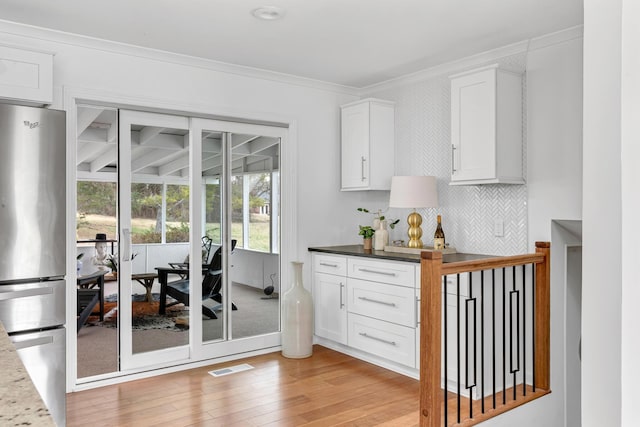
[341,102,370,189]
[0,45,53,105]
[314,272,347,344]
[451,68,497,182]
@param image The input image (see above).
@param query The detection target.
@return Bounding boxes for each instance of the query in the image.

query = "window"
[166,184,189,243]
[130,183,162,243]
[76,181,117,240]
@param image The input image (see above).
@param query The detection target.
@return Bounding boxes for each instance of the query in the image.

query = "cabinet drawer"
[348,278,417,328]
[348,313,415,367]
[348,258,415,287]
[314,254,347,276]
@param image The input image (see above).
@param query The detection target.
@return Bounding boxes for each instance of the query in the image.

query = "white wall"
[620,1,640,424]
[527,37,583,244]
[583,1,623,425]
[583,0,640,426]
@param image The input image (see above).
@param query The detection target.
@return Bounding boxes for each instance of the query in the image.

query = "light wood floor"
[67,345,420,426]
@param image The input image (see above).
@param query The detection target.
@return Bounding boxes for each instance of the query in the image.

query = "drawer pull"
[358,268,397,277]
[359,332,396,346]
[319,262,339,268]
[358,296,396,307]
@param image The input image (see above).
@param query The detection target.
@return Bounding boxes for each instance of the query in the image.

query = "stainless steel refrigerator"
[0,104,66,426]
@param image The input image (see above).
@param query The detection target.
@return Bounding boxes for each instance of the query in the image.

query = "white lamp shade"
[388,176,439,208]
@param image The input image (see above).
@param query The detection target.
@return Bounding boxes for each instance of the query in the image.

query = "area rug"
[88,293,189,331]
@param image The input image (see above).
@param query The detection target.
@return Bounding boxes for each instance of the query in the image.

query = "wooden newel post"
[534,241,551,391]
[420,250,443,427]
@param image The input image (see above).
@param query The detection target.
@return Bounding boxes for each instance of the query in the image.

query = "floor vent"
[208,363,254,377]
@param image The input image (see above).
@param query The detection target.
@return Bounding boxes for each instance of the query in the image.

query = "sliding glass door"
[192,118,282,360]
[119,110,191,370]
[74,103,287,379]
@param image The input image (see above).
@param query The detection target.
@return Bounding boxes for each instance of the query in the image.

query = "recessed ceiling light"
[251,6,285,21]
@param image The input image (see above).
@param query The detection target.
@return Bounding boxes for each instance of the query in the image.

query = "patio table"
[132,273,158,303]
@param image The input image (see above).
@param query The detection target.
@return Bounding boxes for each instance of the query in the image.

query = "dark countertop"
[308,245,496,264]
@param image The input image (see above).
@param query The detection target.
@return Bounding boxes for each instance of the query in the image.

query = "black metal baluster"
[492,268,496,409]
[511,266,519,402]
[457,273,461,424]
[466,272,475,420]
[509,289,521,401]
[481,270,485,413]
[532,265,536,392]
[443,274,448,425]
[522,264,527,397]
[502,267,506,405]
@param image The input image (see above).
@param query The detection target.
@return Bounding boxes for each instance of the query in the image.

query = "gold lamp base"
[406,210,423,248]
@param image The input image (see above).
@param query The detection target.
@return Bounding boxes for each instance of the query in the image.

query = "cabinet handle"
[319,262,338,268]
[358,296,396,307]
[359,332,397,346]
[451,144,457,173]
[415,297,420,327]
[361,156,367,182]
[339,282,345,308]
[358,268,396,277]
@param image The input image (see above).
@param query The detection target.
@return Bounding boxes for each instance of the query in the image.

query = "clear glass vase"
[282,261,313,358]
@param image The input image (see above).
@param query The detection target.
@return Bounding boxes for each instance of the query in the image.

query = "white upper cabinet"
[449,64,524,185]
[0,45,53,106]
[340,98,395,191]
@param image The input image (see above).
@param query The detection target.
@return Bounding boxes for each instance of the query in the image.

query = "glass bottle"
[433,214,445,250]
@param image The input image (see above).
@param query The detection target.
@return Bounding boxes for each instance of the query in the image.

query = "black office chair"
[165,240,237,319]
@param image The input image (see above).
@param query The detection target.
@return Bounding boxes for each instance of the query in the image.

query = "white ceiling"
[0,0,582,88]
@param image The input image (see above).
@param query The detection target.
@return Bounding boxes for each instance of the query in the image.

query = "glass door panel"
[120,110,191,370]
[75,105,119,379]
[229,134,281,340]
[193,119,282,354]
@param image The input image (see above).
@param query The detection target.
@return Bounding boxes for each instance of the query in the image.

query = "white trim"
[64,92,78,393]
[73,345,281,391]
[360,25,584,95]
[0,19,358,96]
[528,25,584,52]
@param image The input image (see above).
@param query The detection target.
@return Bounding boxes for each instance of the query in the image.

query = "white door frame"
[64,87,297,390]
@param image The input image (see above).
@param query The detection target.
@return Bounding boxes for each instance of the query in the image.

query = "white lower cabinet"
[314,272,347,344]
[312,252,417,370]
[313,254,347,345]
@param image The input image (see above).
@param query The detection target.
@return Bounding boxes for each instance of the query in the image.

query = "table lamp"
[388,176,439,248]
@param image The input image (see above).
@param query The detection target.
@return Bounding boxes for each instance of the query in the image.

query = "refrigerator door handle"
[122,228,131,261]
[12,335,54,350]
[0,286,53,301]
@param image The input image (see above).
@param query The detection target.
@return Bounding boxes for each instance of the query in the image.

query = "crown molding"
[360,25,584,95]
[0,19,360,97]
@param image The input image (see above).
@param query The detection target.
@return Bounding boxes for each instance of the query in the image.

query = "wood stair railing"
[420,242,551,426]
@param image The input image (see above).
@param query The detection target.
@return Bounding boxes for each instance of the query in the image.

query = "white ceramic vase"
[282,261,313,358]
